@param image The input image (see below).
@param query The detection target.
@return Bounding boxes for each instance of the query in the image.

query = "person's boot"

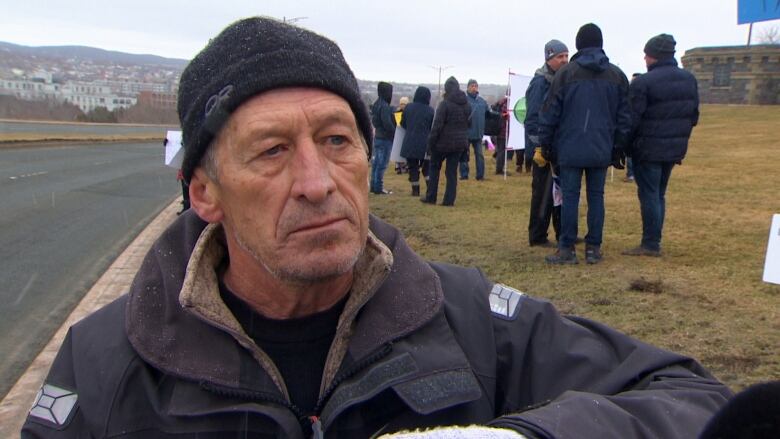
[585,245,602,264]
[621,246,661,257]
[411,185,420,197]
[545,247,578,265]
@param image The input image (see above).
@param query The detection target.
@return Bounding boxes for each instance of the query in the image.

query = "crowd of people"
[375,23,699,266]
[26,17,768,439]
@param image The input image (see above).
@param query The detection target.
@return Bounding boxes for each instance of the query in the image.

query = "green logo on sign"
[513,97,526,122]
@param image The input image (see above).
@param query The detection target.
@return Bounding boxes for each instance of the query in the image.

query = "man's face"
[467,82,479,94]
[547,52,569,72]
[202,88,370,284]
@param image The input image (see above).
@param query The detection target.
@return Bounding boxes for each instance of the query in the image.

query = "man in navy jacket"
[623,33,699,257]
[538,23,631,265]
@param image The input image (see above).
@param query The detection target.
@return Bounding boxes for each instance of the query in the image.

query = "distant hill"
[0,41,189,69]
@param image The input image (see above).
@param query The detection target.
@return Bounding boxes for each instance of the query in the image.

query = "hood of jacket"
[377,81,393,104]
[124,211,444,397]
[413,86,431,105]
[572,47,609,73]
[444,77,467,105]
[534,62,555,84]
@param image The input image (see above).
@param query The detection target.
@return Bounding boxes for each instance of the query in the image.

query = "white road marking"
[8,171,48,180]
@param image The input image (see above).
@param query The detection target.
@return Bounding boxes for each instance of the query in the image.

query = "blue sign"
[738,0,780,24]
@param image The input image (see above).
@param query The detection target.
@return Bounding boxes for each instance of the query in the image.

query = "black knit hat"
[575,23,603,50]
[177,17,373,182]
[644,33,676,59]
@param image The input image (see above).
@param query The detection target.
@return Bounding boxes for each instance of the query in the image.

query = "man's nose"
[289,141,336,202]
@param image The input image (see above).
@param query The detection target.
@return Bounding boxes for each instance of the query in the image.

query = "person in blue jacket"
[538,23,631,265]
[622,34,699,257]
[526,39,568,247]
[370,81,396,195]
[459,79,493,181]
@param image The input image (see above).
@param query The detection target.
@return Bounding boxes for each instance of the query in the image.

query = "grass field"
[369,104,779,391]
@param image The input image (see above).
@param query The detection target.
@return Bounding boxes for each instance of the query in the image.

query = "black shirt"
[219,280,347,415]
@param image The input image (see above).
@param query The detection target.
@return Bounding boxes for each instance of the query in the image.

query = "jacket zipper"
[311,343,393,429]
[199,342,392,437]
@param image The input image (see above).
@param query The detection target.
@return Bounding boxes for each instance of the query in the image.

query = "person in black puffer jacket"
[622,33,699,258]
[423,76,470,206]
[400,86,435,197]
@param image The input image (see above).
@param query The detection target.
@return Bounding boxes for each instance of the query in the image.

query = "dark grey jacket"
[23,213,731,438]
[428,77,471,153]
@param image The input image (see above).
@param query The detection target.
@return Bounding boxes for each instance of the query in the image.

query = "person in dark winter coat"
[491,96,511,174]
[400,87,434,197]
[622,33,699,257]
[23,17,731,439]
[423,76,471,206]
[538,23,632,265]
[526,39,568,247]
[370,81,396,195]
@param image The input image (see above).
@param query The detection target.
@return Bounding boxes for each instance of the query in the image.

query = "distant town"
[0,41,508,125]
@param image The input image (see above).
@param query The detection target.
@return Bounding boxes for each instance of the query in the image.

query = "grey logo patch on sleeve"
[489,284,525,320]
[29,384,78,426]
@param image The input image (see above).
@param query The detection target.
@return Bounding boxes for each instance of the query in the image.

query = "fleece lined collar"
[126,212,443,400]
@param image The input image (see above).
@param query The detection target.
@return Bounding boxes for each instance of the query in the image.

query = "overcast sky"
[1,0,778,86]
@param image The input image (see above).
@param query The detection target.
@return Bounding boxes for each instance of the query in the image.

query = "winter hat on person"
[644,33,676,59]
[177,16,373,182]
[544,39,569,60]
[575,23,603,50]
[467,79,478,87]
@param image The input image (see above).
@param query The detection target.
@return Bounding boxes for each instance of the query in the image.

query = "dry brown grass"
[370,104,780,391]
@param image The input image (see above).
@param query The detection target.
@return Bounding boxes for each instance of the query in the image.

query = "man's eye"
[263,145,283,156]
[327,135,346,146]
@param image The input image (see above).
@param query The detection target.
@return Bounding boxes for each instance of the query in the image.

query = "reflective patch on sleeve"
[28,383,78,427]
[489,283,525,320]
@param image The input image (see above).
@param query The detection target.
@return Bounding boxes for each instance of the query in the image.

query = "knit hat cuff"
[180,49,372,182]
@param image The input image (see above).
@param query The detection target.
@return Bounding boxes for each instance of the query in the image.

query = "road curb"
[0,199,180,437]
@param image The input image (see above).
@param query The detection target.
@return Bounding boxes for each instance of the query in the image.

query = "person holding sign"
[526,39,568,248]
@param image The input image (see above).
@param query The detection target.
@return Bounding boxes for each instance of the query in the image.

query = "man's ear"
[189,168,224,223]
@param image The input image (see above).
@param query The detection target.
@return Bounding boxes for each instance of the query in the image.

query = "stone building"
[681,45,780,105]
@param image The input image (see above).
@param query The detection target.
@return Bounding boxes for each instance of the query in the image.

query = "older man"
[23,18,729,438]
[526,39,568,247]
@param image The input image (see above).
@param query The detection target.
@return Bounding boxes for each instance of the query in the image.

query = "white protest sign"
[390,125,406,163]
[763,214,780,284]
[506,73,531,151]
[164,130,184,169]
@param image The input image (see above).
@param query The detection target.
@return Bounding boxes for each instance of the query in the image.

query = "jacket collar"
[648,57,678,71]
[126,212,444,397]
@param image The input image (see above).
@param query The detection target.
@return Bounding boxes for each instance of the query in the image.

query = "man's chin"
[271,246,361,284]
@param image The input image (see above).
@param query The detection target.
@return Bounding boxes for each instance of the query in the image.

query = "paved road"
[0,141,179,399]
[0,119,176,135]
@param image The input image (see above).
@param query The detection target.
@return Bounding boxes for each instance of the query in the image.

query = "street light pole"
[429,65,454,96]
[282,16,308,24]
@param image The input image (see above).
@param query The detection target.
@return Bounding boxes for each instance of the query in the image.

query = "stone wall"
[681,45,780,105]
